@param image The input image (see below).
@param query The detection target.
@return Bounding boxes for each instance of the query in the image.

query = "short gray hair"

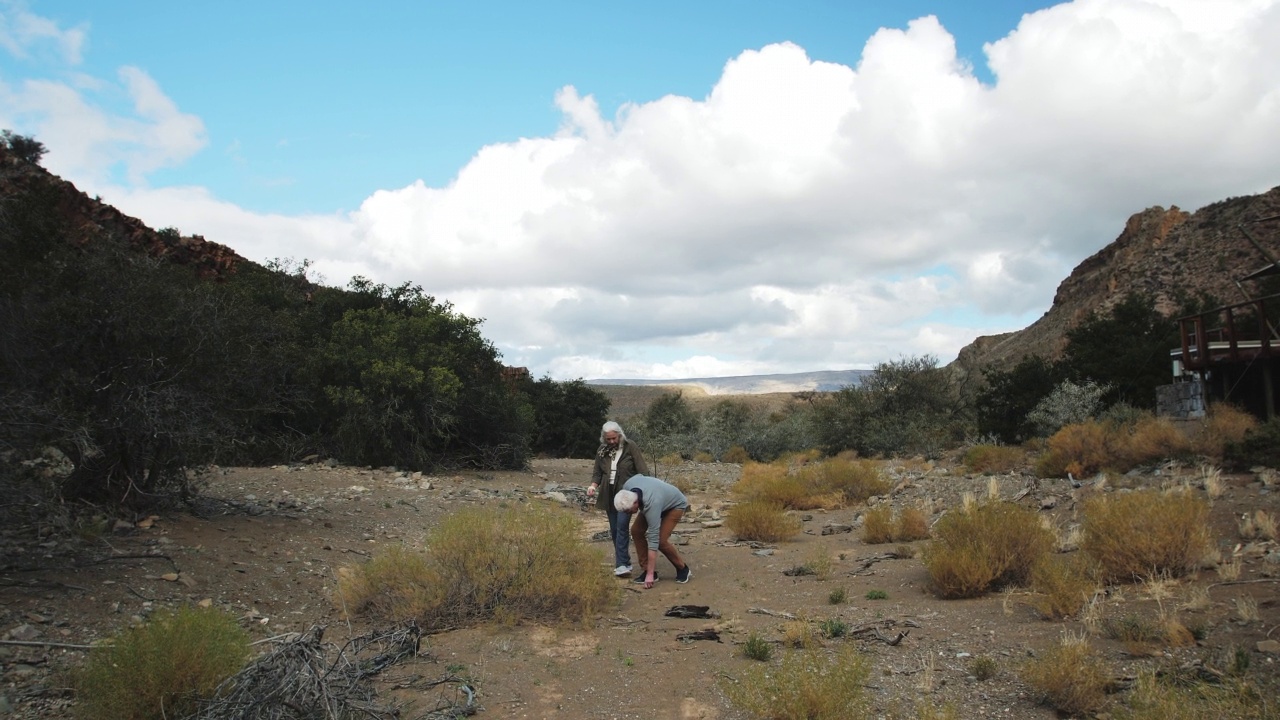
[600,421,626,443]
[613,489,638,512]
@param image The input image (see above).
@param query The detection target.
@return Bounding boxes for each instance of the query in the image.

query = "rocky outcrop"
[0,143,244,280]
[952,186,1280,384]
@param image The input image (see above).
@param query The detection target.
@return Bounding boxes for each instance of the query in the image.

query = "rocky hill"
[952,185,1280,384]
[0,141,244,279]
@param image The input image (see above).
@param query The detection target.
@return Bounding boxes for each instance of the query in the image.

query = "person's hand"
[586,483,597,497]
[644,571,655,589]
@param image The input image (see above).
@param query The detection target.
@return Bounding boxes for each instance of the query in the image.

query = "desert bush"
[1026,379,1110,437]
[726,500,802,542]
[1029,555,1098,620]
[895,506,931,541]
[742,632,772,661]
[828,587,847,605]
[780,620,818,649]
[1020,634,1110,717]
[1224,418,1280,470]
[862,505,895,544]
[519,376,609,458]
[1103,613,1163,644]
[720,645,870,720]
[722,445,751,464]
[1081,490,1211,582]
[75,606,250,720]
[1036,420,1113,477]
[924,501,1054,599]
[734,461,809,508]
[818,617,849,639]
[1192,404,1258,458]
[865,589,888,600]
[336,505,615,629]
[1117,415,1193,468]
[969,656,998,681]
[1239,510,1277,541]
[962,444,1025,474]
[797,456,890,503]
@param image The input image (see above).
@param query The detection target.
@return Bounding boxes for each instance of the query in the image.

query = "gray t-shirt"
[621,475,689,546]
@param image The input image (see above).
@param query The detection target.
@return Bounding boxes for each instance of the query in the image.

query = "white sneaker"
[614,565,633,576]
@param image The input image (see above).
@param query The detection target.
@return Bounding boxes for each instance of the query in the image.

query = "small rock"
[544,491,569,504]
[821,524,853,536]
[7,624,40,641]
[701,520,724,528]
[753,549,775,557]
[1040,496,1058,510]
[1258,640,1280,654]
[197,598,214,608]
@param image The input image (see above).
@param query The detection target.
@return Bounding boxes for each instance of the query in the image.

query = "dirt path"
[1,458,1277,718]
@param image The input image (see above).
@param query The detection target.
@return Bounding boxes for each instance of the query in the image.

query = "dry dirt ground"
[2,457,1278,719]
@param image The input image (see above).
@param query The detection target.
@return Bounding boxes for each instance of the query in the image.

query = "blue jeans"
[606,504,632,568]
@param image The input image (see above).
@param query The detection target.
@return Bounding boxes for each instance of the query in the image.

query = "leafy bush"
[865,589,888,600]
[726,500,802,542]
[520,376,609,458]
[814,356,969,458]
[1020,635,1109,717]
[818,617,849,638]
[722,445,751,463]
[75,606,250,720]
[1081,490,1211,582]
[923,501,1054,598]
[336,505,616,629]
[976,355,1061,444]
[962,444,1025,474]
[720,645,871,720]
[1026,380,1110,437]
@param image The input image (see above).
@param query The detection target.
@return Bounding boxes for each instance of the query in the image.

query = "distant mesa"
[587,370,869,395]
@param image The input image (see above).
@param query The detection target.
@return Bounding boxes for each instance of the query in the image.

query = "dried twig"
[748,607,797,620]
[0,639,95,650]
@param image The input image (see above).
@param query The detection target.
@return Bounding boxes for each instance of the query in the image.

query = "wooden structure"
[1172,291,1280,420]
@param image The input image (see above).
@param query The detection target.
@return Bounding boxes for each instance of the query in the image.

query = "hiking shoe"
[633,572,659,584]
[613,565,632,577]
[675,565,692,584]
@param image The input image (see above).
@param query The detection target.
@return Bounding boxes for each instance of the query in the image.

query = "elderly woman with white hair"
[586,421,649,577]
[614,475,691,588]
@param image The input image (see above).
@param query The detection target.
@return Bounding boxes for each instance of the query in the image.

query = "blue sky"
[3,0,1279,380]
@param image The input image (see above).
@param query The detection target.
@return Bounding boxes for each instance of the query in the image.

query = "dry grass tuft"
[1239,510,1277,541]
[1234,595,1259,623]
[335,505,616,629]
[1080,489,1211,583]
[1119,668,1274,720]
[1020,634,1109,717]
[719,645,870,720]
[727,500,803,542]
[780,620,819,649]
[735,457,888,511]
[923,501,1054,599]
[721,445,751,464]
[895,506,931,541]
[1198,465,1224,499]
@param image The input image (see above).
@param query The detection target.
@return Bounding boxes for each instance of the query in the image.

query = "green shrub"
[1224,418,1280,470]
[828,587,847,605]
[336,505,616,629]
[865,589,888,600]
[742,632,772,661]
[75,606,250,720]
[924,501,1054,598]
[818,617,849,638]
[969,655,998,681]
[1081,490,1210,582]
[720,645,871,720]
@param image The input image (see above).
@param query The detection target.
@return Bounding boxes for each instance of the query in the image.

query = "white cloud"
[0,2,85,64]
[6,0,1280,380]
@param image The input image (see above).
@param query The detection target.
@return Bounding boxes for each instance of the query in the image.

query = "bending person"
[586,421,649,577]
[614,474,691,588]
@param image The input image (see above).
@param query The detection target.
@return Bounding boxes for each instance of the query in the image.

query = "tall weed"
[1021,634,1109,717]
[727,500,802,542]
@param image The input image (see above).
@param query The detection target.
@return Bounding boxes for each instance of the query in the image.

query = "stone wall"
[1157,380,1206,419]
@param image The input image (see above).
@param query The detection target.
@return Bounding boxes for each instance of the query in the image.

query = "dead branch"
[676,629,722,642]
[0,639,95,650]
[748,607,797,620]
